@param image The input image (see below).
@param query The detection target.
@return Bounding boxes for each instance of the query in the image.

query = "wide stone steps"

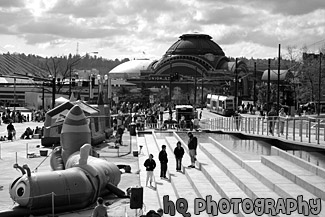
[161,136,220,217]
[244,161,324,216]
[200,142,304,217]
[137,136,161,213]
[153,135,209,217]
[139,132,325,217]
[261,155,325,201]
[165,136,241,217]
[209,136,324,216]
[141,134,183,217]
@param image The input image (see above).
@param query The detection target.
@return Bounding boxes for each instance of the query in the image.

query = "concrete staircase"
[138,132,325,217]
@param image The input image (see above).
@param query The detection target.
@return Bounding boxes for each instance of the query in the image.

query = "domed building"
[110,33,251,105]
[109,59,154,79]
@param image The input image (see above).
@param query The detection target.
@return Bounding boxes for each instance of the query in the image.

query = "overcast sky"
[0,0,324,60]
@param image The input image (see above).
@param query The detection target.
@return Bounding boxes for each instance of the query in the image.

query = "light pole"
[201,73,204,110]
[14,77,16,112]
[267,59,271,112]
[104,74,111,128]
[169,62,172,103]
[318,52,322,116]
[194,67,197,108]
[277,44,281,114]
[51,76,56,109]
[234,58,238,111]
[253,62,256,106]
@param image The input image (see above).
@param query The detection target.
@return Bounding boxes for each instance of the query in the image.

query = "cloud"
[198,0,325,15]
[49,0,110,18]
[0,0,25,8]
[0,0,324,59]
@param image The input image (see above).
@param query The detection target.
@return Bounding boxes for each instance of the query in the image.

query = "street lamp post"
[14,77,16,112]
[42,82,45,110]
[169,62,172,103]
[234,58,238,111]
[104,74,111,128]
[277,44,281,114]
[194,67,197,107]
[51,77,56,109]
[254,62,257,106]
[201,73,204,110]
[318,52,322,116]
[267,59,271,112]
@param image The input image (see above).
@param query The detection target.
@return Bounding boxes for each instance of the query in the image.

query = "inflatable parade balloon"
[6,105,125,216]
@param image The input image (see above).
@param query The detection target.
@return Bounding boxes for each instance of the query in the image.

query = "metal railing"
[200,116,325,145]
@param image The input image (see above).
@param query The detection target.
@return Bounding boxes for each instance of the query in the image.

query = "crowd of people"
[1,108,46,125]
[0,107,45,141]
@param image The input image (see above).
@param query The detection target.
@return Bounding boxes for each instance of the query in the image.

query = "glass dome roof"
[165,33,225,56]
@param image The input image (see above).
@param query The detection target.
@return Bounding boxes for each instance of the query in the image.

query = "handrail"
[202,116,325,145]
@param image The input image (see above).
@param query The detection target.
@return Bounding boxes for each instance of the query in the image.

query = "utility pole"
[194,67,197,108]
[277,44,281,114]
[69,66,72,97]
[267,59,271,112]
[52,77,56,109]
[201,72,204,110]
[169,62,172,103]
[234,58,238,111]
[318,52,322,116]
[14,77,16,112]
[254,62,256,106]
[42,82,45,110]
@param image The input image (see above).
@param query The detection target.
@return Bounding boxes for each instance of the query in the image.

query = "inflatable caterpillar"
[7,105,125,216]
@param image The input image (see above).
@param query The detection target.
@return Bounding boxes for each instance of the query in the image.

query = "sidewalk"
[0,121,140,217]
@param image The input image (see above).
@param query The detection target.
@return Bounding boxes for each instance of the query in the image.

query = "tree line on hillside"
[0,52,130,78]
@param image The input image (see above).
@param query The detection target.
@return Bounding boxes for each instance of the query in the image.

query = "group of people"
[232,106,287,136]
[144,132,198,187]
[1,108,46,124]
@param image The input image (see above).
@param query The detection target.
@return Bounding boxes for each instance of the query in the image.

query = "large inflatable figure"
[7,105,125,216]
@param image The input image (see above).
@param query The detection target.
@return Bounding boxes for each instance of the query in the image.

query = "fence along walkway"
[199,116,325,147]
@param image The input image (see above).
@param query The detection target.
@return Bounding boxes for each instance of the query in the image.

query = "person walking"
[158,145,168,179]
[267,107,277,136]
[7,121,16,141]
[144,154,156,187]
[91,197,108,217]
[174,141,185,172]
[187,132,197,168]
[279,108,286,135]
[232,110,241,131]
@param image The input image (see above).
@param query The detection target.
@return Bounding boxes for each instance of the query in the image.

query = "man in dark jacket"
[158,145,168,179]
[174,141,185,172]
[187,132,197,168]
[7,121,16,141]
[144,154,156,187]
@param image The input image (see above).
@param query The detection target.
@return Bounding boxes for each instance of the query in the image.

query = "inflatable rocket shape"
[60,104,91,165]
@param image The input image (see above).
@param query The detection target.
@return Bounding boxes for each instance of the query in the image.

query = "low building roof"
[109,59,153,79]
[261,70,293,81]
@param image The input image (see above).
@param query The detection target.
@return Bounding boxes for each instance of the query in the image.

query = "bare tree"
[44,55,84,94]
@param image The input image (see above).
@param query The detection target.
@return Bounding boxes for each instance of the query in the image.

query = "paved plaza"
[0,109,324,217]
